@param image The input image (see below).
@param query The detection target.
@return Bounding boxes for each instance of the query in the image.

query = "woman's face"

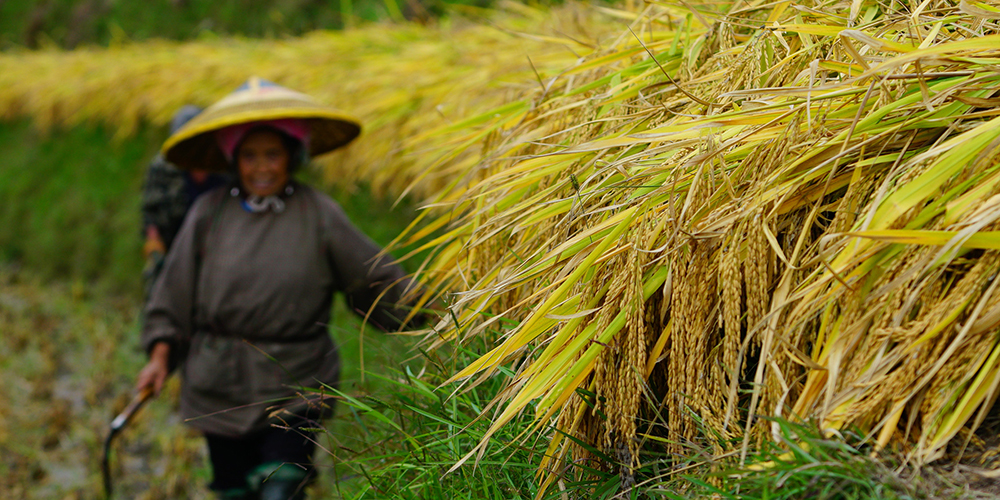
[237,130,290,197]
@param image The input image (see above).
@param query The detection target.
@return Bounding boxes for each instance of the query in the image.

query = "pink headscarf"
[215,118,311,162]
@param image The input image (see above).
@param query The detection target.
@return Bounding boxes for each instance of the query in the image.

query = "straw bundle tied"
[389,0,1000,485]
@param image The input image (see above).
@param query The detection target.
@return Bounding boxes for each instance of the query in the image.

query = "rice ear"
[395,0,1000,482]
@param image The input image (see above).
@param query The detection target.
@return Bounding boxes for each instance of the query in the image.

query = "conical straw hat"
[162,77,361,171]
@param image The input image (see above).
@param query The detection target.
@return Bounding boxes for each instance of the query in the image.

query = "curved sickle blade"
[102,387,153,500]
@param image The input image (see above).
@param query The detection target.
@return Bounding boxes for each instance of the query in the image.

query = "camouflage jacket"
[140,154,229,251]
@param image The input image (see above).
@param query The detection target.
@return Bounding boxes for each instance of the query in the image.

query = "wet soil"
[0,268,358,499]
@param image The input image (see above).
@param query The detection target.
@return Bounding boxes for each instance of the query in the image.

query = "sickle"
[102,387,153,499]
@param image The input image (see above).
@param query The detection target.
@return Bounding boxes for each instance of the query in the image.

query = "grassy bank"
[0,121,157,292]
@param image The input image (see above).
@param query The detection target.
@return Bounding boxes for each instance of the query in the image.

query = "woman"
[135,77,416,500]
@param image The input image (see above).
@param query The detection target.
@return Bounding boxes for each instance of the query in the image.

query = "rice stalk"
[395,0,1000,488]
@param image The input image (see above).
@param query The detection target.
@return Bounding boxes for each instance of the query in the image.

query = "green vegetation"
[267,348,1000,500]
[0,0,490,50]
[0,121,156,292]
[659,420,972,500]
[328,344,548,499]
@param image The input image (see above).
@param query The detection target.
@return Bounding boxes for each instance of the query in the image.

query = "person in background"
[134,78,421,500]
[140,105,230,293]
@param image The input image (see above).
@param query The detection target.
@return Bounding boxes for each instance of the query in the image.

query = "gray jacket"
[142,182,411,436]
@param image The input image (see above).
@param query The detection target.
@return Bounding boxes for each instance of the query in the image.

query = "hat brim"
[162,82,361,171]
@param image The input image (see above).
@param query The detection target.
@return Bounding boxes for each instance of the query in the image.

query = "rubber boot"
[258,479,306,500]
[215,487,253,500]
[247,462,309,500]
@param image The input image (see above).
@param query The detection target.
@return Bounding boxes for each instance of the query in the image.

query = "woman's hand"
[143,226,166,259]
[135,342,171,396]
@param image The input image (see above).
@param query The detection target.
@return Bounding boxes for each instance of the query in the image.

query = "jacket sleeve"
[317,191,415,331]
[141,192,214,369]
[140,155,180,234]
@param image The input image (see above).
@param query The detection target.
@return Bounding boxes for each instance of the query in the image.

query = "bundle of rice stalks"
[397,0,1000,486]
[0,2,622,198]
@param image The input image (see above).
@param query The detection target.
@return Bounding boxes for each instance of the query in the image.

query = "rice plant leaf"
[840,29,916,53]
[869,116,1000,229]
[960,0,1000,17]
[845,230,1000,250]
[771,24,848,36]
[446,206,640,383]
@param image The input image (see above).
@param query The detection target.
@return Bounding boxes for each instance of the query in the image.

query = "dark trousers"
[205,415,318,492]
